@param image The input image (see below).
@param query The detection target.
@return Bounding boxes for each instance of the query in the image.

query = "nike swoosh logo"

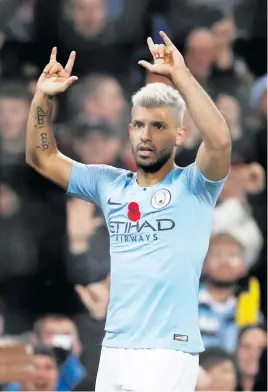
[107,198,122,206]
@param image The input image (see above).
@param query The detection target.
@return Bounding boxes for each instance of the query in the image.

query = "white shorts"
[95,347,199,391]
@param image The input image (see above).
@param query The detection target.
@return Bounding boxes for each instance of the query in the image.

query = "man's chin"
[136,159,160,172]
[206,276,238,287]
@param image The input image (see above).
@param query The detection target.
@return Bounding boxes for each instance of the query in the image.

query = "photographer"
[32,315,85,391]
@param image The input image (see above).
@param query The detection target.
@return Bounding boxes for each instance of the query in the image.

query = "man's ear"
[175,126,187,146]
[128,123,132,133]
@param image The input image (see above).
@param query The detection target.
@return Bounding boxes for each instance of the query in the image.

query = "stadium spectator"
[34,0,149,86]
[0,0,37,79]
[215,94,257,163]
[67,75,127,137]
[67,197,109,290]
[213,163,264,266]
[176,92,258,168]
[71,120,123,165]
[211,17,253,100]
[3,0,35,43]
[199,233,249,353]
[0,341,35,387]
[33,315,82,356]
[0,183,38,282]
[0,183,40,334]
[184,28,216,92]
[188,0,244,17]
[32,315,85,391]
[199,347,237,391]
[7,345,59,392]
[236,325,267,391]
[31,345,59,392]
[0,83,32,165]
[63,0,107,39]
[162,0,222,47]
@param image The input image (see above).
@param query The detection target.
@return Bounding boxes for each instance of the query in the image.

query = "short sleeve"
[66,161,114,206]
[183,162,227,206]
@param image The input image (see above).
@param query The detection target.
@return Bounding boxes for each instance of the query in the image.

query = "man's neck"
[241,375,255,391]
[206,282,236,303]
[136,160,175,187]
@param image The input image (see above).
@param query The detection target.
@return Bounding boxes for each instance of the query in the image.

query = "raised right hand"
[36,47,78,96]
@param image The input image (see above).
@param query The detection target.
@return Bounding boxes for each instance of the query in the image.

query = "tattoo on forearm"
[35,106,49,129]
[36,133,53,151]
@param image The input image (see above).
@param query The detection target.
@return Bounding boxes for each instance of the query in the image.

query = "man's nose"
[140,126,152,142]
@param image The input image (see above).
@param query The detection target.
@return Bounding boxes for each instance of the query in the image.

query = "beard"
[134,147,173,173]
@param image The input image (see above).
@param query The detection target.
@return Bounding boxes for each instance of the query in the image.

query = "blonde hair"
[132,83,186,125]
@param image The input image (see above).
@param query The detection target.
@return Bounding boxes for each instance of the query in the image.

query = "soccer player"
[26,31,231,391]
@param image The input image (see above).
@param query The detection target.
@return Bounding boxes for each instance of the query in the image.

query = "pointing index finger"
[65,51,76,75]
[50,47,57,62]
[159,31,174,47]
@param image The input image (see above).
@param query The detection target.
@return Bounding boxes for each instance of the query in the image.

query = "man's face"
[70,0,106,37]
[212,18,236,47]
[216,94,240,129]
[0,98,29,140]
[75,131,121,164]
[39,319,81,356]
[204,240,246,283]
[97,80,126,122]
[84,80,126,124]
[208,360,237,391]
[237,328,267,377]
[129,105,184,173]
[33,355,58,391]
[185,32,215,79]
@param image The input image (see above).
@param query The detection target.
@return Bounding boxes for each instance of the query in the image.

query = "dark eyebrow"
[132,119,144,124]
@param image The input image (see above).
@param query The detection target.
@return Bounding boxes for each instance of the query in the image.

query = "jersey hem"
[102,341,204,354]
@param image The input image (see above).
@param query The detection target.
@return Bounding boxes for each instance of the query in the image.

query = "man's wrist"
[34,90,54,101]
[170,66,192,85]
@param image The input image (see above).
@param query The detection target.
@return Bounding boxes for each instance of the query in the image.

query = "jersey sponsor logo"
[173,334,188,342]
[107,198,122,206]
[151,189,171,209]
[109,218,175,243]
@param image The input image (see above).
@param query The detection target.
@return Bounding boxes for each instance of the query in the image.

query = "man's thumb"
[75,285,94,306]
[138,60,153,72]
[64,76,78,90]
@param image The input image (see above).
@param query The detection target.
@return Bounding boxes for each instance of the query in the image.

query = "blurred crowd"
[0,0,267,391]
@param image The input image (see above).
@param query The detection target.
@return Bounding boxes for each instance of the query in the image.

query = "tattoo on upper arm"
[36,133,52,151]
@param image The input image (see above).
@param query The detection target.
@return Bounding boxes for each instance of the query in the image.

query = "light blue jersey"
[67,161,226,353]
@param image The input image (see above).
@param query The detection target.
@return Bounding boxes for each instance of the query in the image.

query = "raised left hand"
[138,31,186,79]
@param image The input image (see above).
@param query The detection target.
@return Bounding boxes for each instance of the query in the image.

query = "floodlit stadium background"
[0,0,267,390]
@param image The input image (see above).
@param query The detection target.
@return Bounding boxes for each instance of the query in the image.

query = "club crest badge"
[151,189,171,209]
